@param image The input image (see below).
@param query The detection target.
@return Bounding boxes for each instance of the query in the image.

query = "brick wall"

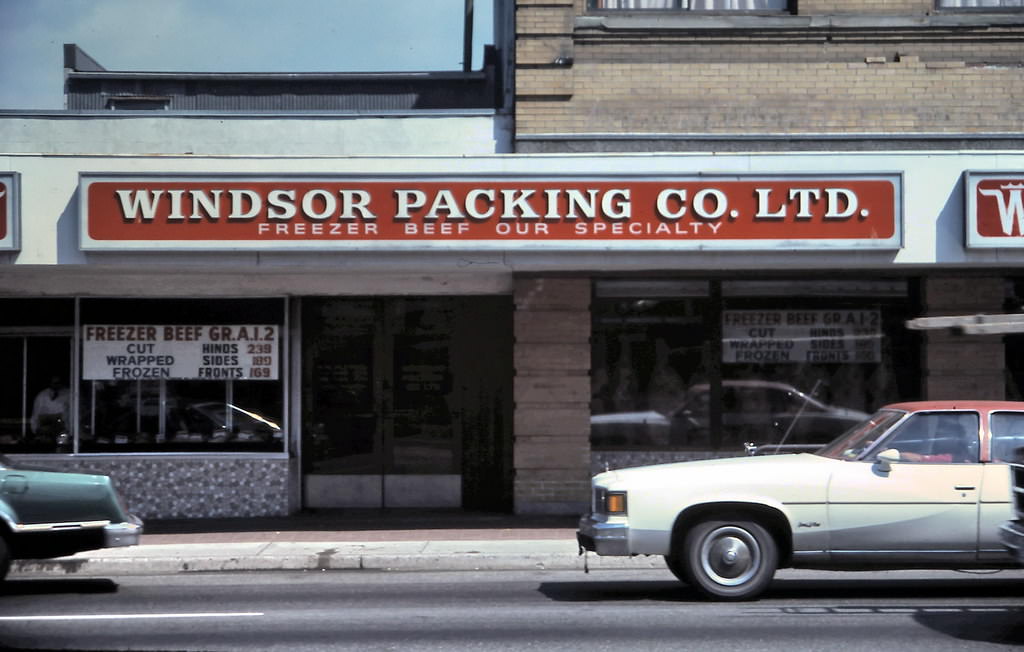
[515,1,1024,140]
[519,59,1024,135]
[513,277,592,514]
[922,277,1007,399]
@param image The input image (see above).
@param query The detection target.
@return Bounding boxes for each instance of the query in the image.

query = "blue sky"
[0,0,494,110]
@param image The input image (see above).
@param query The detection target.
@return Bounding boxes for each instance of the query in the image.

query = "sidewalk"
[9,511,667,578]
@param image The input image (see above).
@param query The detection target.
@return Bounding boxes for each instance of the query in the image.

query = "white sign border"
[965,170,1024,249]
[0,172,21,252]
[79,171,905,253]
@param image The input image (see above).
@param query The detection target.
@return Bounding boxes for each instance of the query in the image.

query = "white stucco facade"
[3,111,1024,518]
[1,114,1023,280]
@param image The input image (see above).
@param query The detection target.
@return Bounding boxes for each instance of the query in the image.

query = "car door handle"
[1,475,28,494]
[954,486,976,491]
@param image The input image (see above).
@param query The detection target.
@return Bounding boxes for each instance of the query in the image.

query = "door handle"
[2,475,28,494]
[954,486,976,491]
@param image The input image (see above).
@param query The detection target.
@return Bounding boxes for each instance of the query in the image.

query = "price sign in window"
[82,325,279,381]
[79,312,284,453]
[722,310,882,365]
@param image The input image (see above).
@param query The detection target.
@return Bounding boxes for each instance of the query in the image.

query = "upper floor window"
[936,0,1024,8]
[106,97,170,111]
[593,0,788,9]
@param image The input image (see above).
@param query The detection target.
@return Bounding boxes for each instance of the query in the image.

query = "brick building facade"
[3,4,1024,519]
[515,0,1024,147]
[508,0,1024,513]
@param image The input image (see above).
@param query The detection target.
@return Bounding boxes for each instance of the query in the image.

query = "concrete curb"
[9,540,669,578]
[13,544,1024,584]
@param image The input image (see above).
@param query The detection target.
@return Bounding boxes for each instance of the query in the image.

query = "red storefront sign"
[967,172,1024,248]
[80,173,902,250]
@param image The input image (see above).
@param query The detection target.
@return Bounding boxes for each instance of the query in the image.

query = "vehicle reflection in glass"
[176,402,282,444]
[590,380,868,453]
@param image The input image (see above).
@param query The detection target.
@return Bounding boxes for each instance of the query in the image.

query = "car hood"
[593,453,837,495]
[1,466,130,526]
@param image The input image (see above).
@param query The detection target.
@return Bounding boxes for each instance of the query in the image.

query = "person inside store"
[30,375,70,451]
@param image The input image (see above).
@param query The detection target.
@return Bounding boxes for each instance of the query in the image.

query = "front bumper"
[577,513,631,556]
[103,514,144,548]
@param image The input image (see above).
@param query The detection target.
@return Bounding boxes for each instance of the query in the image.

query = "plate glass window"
[0,299,74,454]
[590,279,920,455]
[79,298,286,453]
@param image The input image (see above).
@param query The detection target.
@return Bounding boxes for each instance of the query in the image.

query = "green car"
[0,455,142,579]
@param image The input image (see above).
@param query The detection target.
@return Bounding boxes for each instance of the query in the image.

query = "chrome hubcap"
[699,526,760,586]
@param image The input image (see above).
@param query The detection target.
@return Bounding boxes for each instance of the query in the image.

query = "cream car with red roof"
[578,401,1024,601]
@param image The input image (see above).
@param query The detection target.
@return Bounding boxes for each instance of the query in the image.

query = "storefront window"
[78,298,286,453]
[591,281,711,449]
[0,299,75,454]
[591,279,920,453]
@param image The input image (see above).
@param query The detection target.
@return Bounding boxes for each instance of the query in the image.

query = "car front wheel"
[682,517,777,601]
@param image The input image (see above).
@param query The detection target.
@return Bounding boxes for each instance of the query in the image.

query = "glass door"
[304,299,381,476]
[301,298,461,508]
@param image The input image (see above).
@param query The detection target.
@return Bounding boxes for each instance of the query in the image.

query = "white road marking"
[0,612,264,621]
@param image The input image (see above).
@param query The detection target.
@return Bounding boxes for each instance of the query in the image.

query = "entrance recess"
[301,297,512,510]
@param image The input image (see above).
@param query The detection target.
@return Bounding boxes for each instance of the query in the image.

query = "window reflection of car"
[176,402,282,444]
[578,401,1023,601]
[0,454,142,581]
[590,411,671,443]
[590,380,867,452]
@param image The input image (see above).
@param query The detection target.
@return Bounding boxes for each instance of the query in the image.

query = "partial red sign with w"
[0,180,8,240]
[975,177,1024,238]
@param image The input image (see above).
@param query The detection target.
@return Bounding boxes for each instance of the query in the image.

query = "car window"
[990,411,1024,463]
[882,412,979,464]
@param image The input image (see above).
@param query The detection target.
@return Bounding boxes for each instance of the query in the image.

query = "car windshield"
[815,409,907,461]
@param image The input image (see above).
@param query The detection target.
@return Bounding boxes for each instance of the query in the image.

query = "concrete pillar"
[513,276,591,515]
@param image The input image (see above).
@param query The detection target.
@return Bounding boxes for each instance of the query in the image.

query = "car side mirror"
[875,448,900,472]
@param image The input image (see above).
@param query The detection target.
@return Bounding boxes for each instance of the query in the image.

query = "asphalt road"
[1,568,1023,651]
